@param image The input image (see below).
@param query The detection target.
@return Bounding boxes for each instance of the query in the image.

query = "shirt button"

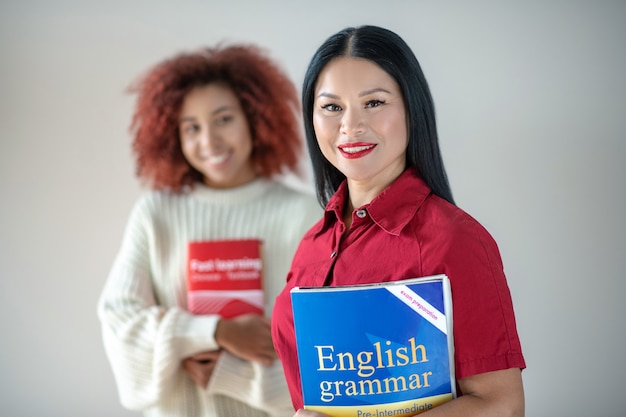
[330,251,337,259]
[356,209,367,218]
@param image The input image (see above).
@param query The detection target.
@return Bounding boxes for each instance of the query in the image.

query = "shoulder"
[410,195,509,297]
[263,181,321,210]
[129,188,193,218]
[260,181,324,233]
[137,188,189,206]
[424,195,494,235]
[416,194,502,258]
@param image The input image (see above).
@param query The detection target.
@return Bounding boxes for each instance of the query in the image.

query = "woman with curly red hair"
[98,44,322,417]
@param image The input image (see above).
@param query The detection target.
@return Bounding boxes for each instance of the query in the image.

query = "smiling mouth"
[338,143,376,159]
[204,153,229,165]
[340,145,375,154]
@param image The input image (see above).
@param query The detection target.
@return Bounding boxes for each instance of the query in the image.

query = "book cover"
[187,239,264,318]
[291,274,456,417]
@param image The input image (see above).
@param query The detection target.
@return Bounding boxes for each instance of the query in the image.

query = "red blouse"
[272,169,526,410]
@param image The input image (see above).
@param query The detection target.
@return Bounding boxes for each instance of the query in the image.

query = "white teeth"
[207,154,228,164]
[342,145,374,154]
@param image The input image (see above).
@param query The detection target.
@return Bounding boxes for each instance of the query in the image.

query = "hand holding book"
[184,238,274,388]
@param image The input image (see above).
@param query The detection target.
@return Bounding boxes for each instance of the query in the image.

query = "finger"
[183,363,202,386]
[183,360,215,388]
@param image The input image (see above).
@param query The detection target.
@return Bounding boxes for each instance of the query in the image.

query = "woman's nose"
[340,108,366,138]
[198,127,220,148]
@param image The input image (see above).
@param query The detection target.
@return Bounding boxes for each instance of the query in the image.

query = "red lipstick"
[337,142,376,159]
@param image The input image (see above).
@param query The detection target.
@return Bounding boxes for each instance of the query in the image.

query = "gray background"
[1,1,624,416]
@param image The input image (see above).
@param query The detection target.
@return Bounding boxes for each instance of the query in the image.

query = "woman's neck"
[345,164,406,209]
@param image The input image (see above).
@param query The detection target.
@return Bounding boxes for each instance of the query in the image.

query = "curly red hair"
[128,44,303,192]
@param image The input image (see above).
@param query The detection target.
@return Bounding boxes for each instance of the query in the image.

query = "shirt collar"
[315,168,432,236]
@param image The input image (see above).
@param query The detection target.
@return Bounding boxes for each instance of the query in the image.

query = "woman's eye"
[216,115,233,125]
[181,124,200,135]
[321,103,342,112]
[365,99,384,108]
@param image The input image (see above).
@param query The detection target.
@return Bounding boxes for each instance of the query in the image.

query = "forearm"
[98,277,219,408]
[422,368,525,417]
[419,394,524,417]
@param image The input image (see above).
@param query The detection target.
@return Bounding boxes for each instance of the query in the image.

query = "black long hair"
[302,25,455,206]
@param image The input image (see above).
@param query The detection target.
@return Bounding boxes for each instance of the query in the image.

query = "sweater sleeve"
[97,196,220,410]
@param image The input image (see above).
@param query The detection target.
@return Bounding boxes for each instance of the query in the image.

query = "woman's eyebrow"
[359,87,391,97]
[179,105,235,122]
[316,92,339,100]
[210,105,234,115]
[316,88,391,100]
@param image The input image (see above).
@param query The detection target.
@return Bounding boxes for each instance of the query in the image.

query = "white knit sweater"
[98,179,322,417]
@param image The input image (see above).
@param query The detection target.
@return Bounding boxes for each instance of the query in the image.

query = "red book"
[187,239,264,318]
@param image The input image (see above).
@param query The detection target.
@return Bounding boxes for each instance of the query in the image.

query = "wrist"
[214,318,230,349]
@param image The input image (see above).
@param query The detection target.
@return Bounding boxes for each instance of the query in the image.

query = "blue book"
[291,274,456,416]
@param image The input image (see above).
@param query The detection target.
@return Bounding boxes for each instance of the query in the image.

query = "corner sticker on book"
[385,285,447,335]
